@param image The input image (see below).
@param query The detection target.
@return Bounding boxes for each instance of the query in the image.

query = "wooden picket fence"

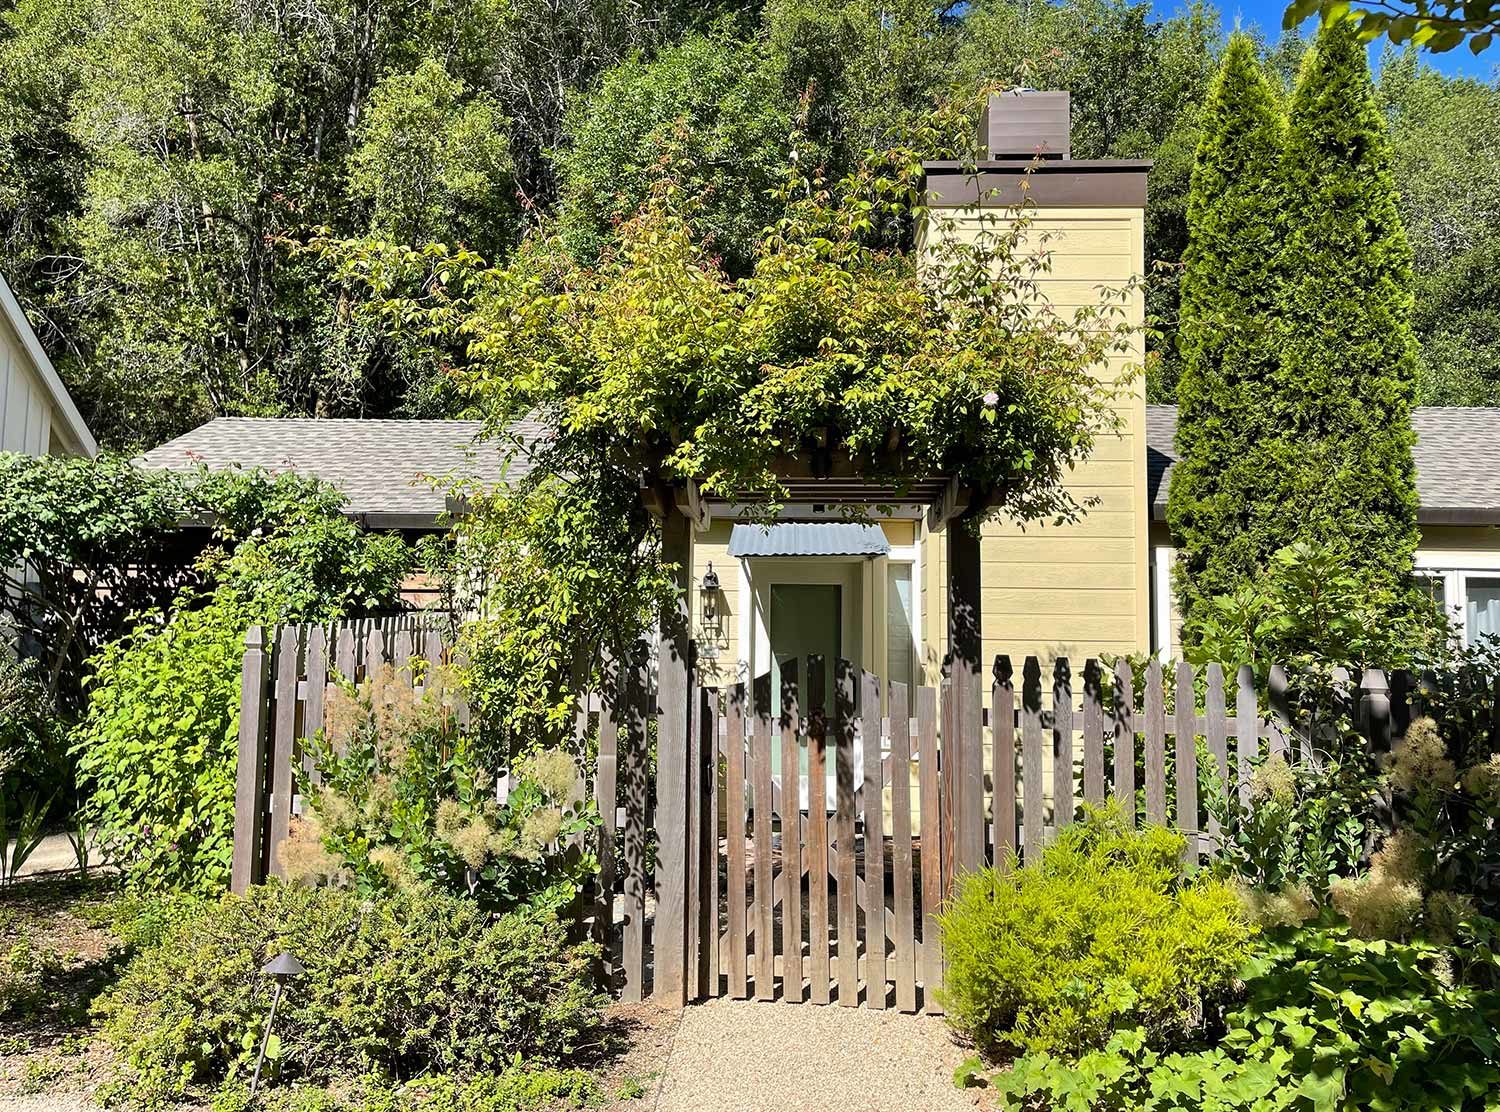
[233,620,1418,1011]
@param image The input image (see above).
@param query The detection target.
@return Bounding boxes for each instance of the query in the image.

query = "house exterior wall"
[919,203,1153,670]
[1151,523,1500,657]
[0,307,54,456]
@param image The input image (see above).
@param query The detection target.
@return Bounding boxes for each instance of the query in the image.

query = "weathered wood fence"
[234,620,1419,1012]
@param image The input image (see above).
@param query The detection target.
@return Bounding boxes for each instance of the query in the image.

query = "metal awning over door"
[726,522,890,558]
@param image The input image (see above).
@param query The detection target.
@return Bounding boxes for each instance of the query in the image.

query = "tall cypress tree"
[1271,16,1421,604]
[1166,33,1289,636]
[1169,20,1422,646]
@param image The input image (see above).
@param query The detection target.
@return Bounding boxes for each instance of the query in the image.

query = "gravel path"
[653,999,984,1112]
[0,1096,88,1112]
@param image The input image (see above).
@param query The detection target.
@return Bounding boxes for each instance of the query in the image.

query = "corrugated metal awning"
[727,523,890,558]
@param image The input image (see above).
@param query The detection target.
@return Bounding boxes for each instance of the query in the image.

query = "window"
[1466,577,1500,643]
[887,562,915,692]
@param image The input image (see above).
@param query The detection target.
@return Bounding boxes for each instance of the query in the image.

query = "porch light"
[701,563,721,623]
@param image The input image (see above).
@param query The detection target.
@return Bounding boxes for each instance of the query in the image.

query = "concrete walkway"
[653,998,984,1112]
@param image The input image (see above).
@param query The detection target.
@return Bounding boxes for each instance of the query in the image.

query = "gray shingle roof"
[1147,404,1500,525]
[136,417,548,527]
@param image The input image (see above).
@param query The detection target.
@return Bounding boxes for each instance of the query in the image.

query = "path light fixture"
[251,951,305,1098]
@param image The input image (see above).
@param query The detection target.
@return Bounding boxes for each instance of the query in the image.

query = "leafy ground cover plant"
[966,912,1500,1111]
[282,663,598,916]
[939,806,1253,1059]
[95,884,605,1106]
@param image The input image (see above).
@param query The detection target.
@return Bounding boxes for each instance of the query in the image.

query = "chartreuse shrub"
[939,806,1252,1059]
[95,884,604,1106]
[966,912,1500,1111]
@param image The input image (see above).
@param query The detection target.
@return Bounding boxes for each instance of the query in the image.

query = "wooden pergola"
[640,461,999,1006]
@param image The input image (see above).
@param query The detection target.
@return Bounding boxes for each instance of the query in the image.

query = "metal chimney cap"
[261,952,306,978]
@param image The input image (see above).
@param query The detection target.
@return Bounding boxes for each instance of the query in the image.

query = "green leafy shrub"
[212,1066,603,1112]
[1202,749,1379,908]
[939,807,1253,1058]
[283,663,598,916]
[95,884,604,1104]
[966,914,1500,1111]
[75,470,409,895]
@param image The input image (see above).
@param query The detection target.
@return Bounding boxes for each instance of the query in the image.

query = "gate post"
[654,499,695,1006]
[231,625,270,894]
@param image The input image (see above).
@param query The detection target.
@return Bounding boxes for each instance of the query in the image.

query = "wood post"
[946,517,984,879]
[231,626,270,895]
[654,502,694,1006]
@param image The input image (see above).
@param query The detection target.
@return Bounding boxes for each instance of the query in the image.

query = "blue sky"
[1153,0,1500,78]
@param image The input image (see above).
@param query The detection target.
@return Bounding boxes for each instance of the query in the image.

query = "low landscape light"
[251,951,306,1098]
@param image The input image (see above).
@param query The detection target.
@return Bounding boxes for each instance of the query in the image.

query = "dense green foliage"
[939,808,1253,1059]
[969,915,1500,1111]
[1166,35,1286,635]
[286,664,598,914]
[1379,51,1500,406]
[1168,21,1423,649]
[0,453,185,711]
[95,885,604,1104]
[333,127,1140,727]
[1287,0,1500,55]
[1186,541,1442,674]
[74,470,409,895]
[0,0,1258,448]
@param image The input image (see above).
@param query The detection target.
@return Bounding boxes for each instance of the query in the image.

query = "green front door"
[768,583,841,792]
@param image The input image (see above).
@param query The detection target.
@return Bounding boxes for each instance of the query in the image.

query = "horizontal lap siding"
[924,205,1150,665]
[0,325,52,456]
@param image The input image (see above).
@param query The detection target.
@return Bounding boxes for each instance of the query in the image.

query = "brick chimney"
[978,90,1071,161]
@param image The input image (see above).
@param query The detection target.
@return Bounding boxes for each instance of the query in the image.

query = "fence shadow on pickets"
[234,620,1430,1014]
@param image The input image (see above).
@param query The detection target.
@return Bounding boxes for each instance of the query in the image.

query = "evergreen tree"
[1166,33,1288,635]
[1271,16,1421,608]
[1170,19,1422,647]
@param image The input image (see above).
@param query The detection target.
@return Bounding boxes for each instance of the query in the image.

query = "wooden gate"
[699,656,945,1011]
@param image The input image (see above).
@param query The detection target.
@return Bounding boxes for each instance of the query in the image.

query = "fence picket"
[620,645,650,1003]
[780,660,804,1004]
[303,627,327,786]
[1204,663,1228,851]
[1021,657,1044,861]
[1236,665,1258,806]
[1113,658,1135,826]
[889,681,917,1014]
[1174,661,1197,866]
[1267,664,1292,758]
[834,659,859,1007]
[993,657,1017,864]
[752,678,775,1002]
[266,625,300,878]
[726,683,749,1000]
[916,685,942,1015]
[1054,658,1074,831]
[231,627,270,894]
[861,669,886,1009]
[806,656,831,1006]
[594,673,619,986]
[1082,659,1104,808]
[1144,659,1167,826]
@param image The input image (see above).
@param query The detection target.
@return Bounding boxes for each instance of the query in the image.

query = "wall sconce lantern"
[701,563,721,623]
